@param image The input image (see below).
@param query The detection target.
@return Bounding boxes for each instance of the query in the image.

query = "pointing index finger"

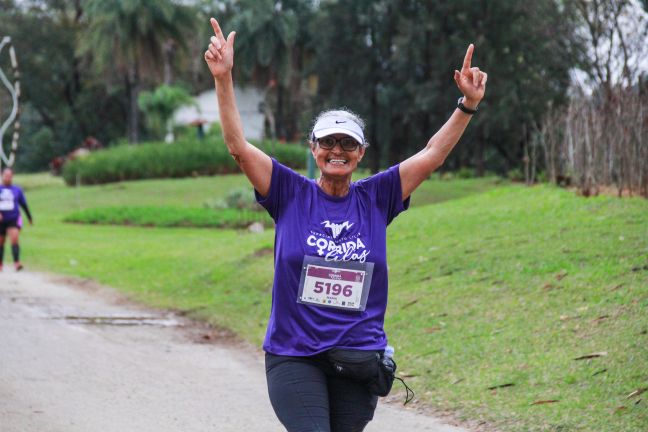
[210,17,226,43]
[462,44,474,72]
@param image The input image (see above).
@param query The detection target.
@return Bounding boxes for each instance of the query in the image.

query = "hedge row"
[64,206,272,229]
[62,138,308,185]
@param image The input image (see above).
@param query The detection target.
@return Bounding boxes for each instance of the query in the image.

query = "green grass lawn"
[14,171,648,432]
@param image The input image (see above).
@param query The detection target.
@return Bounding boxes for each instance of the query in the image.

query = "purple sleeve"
[17,188,32,222]
[255,158,306,221]
[362,164,410,225]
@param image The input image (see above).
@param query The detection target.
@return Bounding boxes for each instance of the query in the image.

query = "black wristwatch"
[457,97,478,115]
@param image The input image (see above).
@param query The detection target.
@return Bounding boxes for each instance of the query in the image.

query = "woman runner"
[204,17,487,432]
[0,168,33,271]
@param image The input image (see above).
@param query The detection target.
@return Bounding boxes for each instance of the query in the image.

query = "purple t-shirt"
[0,185,28,222]
[256,159,410,356]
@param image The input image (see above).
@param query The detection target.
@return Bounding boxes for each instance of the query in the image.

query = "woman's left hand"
[454,44,488,110]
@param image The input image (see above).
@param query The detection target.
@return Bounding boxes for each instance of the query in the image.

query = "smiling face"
[311,134,365,179]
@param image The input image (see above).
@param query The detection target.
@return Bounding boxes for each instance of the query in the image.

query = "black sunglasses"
[317,136,361,151]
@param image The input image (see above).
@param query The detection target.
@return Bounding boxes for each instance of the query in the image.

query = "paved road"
[0,271,467,432]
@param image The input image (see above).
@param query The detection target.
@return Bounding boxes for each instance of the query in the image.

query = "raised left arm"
[400,44,487,200]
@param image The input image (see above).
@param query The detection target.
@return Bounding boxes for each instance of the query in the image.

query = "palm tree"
[138,84,196,142]
[80,0,193,143]
[229,0,315,141]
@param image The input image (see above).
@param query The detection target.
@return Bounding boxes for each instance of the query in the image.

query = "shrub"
[62,137,307,185]
[204,187,263,212]
[455,167,476,179]
[138,84,195,140]
[536,170,548,183]
[260,141,309,169]
[64,206,272,229]
[506,168,525,182]
[440,171,455,181]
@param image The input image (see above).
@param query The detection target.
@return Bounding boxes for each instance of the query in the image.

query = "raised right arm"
[205,18,272,197]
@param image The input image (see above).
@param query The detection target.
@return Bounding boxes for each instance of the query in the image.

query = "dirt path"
[0,271,468,432]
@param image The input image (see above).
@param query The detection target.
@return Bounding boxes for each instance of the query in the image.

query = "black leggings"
[265,352,378,432]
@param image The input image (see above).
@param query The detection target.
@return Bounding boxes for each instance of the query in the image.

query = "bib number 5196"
[297,256,374,311]
[313,281,353,297]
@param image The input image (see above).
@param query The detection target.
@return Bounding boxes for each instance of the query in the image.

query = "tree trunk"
[287,45,302,141]
[163,39,174,85]
[389,122,406,167]
[65,56,89,139]
[127,64,140,144]
[369,24,381,174]
[276,85,285,141]
[369,82,380,174]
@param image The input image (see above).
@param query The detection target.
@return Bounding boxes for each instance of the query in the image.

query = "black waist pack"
[368,354,397,397]
[326,348,396,397]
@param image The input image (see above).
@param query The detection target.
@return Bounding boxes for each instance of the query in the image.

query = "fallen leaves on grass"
[252,247,273,257]
[626,387,647,399]
[591,315,610,324]
[531,400,559,405]
[574,351,607,360]
[555,270,568,280]
[401,299,418,309]
[487,383,515,390]
[424,326,442,334]
[543,283,561,291]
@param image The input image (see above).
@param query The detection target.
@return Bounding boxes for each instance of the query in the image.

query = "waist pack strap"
[394,376,415,405]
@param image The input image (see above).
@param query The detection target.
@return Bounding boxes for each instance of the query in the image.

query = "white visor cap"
[311,115,365,146]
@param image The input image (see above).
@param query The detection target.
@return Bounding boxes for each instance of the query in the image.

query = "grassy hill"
[15,172,648,432]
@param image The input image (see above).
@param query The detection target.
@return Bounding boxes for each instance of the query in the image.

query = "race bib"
[0,200,14,211]
[297,256,374,311]
[0,189,15,211]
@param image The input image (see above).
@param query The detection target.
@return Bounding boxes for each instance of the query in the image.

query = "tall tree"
[312,0,395,172]
[573,0,648,93]
[0,0,127,171]
[80,0,193,143]
[226,0,316,141]
[313,0,577,173]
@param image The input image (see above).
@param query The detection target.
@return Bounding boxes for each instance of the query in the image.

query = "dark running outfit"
[255,160,409,431]
[0,184,32,266]
[266,352,378,432]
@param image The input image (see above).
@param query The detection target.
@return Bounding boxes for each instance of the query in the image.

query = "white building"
[173,86,265,140]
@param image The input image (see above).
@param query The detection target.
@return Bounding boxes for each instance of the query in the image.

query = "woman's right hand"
[204,18,236,80]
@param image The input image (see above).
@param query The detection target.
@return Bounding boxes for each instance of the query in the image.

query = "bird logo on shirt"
[321,220,353,239]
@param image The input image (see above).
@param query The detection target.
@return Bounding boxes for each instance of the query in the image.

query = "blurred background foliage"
[1,0,646,193]
[138,84,195,141]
